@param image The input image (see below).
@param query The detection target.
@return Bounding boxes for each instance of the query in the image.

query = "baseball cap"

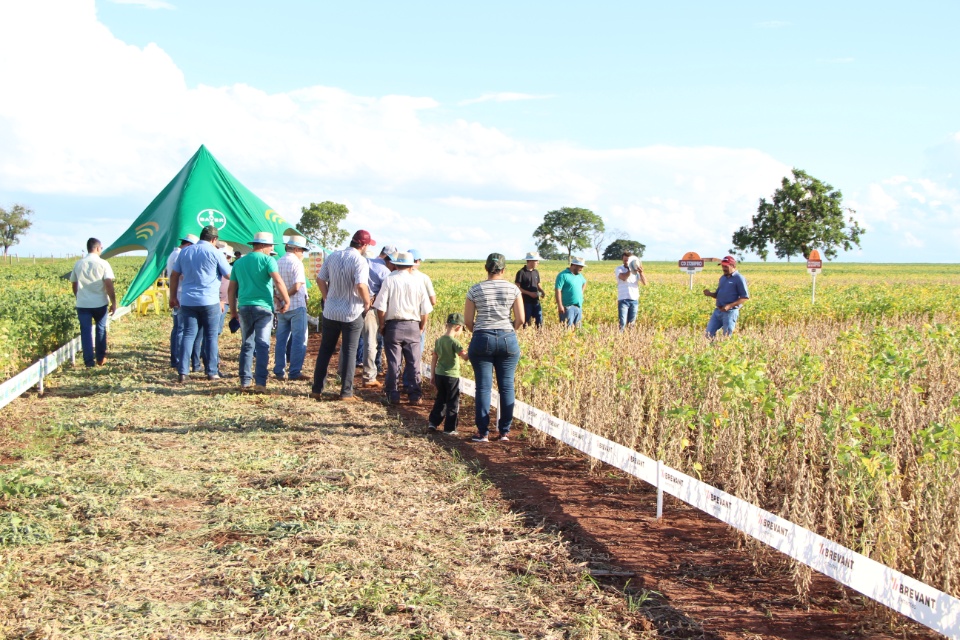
[351,230,376,247]
[380,244,398,256]
[485,252,506,272]
[720,255,737,266]
[446,312,466,327]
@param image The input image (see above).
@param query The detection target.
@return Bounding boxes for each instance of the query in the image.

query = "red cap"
[352,230,376,246]
[720,255,737,266]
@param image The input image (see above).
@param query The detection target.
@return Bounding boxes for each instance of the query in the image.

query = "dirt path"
[337,337,941,640]
[0,316,942,639]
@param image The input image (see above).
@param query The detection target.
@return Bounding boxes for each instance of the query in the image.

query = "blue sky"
[1,0,959,261]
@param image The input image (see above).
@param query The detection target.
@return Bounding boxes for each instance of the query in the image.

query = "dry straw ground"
[0,316,655,639]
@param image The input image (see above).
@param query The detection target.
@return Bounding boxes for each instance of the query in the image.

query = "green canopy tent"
[103,145,305,306]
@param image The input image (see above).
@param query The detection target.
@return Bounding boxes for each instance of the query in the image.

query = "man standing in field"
[374,251,433,405]
[170,225,232,382]
[615,250,646,330]
[166,233,198,371]
[703,255,749,338]
[555,256,587,328]
[229,232,290,392]
[273,235,310,381]
[515,252,545,328]
[310,230,374,402]
[69,238,117,367]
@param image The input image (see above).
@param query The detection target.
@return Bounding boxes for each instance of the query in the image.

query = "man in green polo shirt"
[228,232,290,392]
[554,256,587,328]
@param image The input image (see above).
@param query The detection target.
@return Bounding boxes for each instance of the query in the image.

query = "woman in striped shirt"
[463,253,525,443]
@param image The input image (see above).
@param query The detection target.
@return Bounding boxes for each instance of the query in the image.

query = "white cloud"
[6,0,945,262]
[458,92,554,106]
[108,0,175,9]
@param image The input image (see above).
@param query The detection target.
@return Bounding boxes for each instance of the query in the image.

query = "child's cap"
[446,312,466,327]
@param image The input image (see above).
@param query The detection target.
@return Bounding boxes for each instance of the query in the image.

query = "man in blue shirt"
[703,255,749,338]
[170,225,232,382]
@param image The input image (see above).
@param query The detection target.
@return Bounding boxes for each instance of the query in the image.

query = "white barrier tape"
[0,305,133,412]
[426,358,960,638]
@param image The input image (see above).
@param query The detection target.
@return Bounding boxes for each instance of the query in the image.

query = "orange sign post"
[806,249,823,303]
[678,251,704,290]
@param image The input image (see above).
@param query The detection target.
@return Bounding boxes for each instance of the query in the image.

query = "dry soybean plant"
[509,317,960,600]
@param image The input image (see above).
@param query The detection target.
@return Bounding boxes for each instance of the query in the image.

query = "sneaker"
[427,424,439,432]
[443,430,459,436]
[362,380,383,389]
[470,435,489,443]
[207,374,221,381]
[240,384,252,392]
[497,434,510,442]
[339,395,360,403]
[253,385,269,394]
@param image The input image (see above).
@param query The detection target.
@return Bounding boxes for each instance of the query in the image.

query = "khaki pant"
[361,310,380,382]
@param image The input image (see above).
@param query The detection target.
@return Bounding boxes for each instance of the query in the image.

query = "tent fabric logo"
[264,209,286,225]
[135,222,159,241]
[197,209,227,230]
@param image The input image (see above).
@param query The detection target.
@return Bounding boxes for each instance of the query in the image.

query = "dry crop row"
[423,260,960,600]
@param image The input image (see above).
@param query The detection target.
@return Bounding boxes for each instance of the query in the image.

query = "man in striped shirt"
[310,230,374,401]
[274,235,310,381]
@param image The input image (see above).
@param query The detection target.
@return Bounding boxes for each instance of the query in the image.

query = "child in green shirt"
[428,312,468,434]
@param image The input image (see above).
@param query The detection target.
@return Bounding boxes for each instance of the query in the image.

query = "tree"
[602,238,646,261]
[731,169,864,261]
[532,207,604,261]
[535,241,565,261]
[0,204,33,256]
[590,227,625,261]
[297,201,349,250]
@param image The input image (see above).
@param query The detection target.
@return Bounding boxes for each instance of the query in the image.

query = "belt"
[566,303,580,307]
[385,318,418,323]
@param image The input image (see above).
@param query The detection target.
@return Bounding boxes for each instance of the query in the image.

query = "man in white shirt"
[615,251,647,330]
[167,233,198,370]
[374,251,433,405]
[69,238,117,367]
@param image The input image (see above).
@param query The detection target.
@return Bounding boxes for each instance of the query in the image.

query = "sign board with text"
[807,249,823,275]
[678,251,704,273]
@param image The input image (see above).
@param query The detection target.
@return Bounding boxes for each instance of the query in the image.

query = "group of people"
[69,229,750,443]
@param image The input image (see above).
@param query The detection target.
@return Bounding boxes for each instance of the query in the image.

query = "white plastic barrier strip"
[0,305,132,411]
[428,359,960,639]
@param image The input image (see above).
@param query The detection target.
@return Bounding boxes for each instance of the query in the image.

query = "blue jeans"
[239,306,273,386]
[313,315,363,397]
[559,304,582,328]
[468,329,520,437]
[523,299,542,327]
[173,310,202,371]
[706,307,740,338]
[179,303,221,377]
[197,308,226,371]
[77,306,108,367]
[274,306,308,377]
[618,299,638,330]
